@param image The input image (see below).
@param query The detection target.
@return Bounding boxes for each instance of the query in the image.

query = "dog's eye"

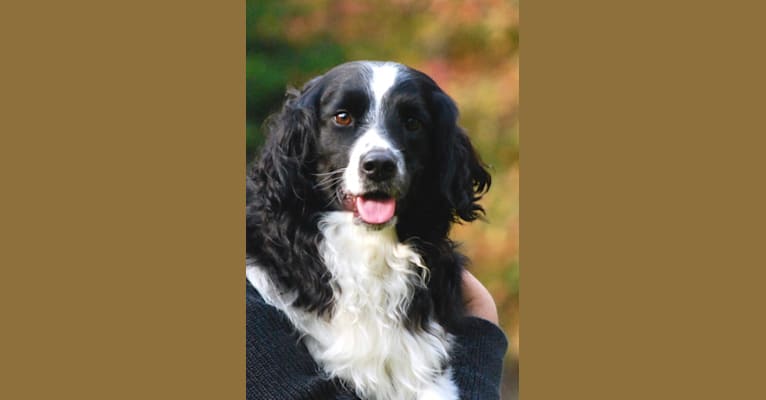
[404,117,422,132]
[333,112,353,127]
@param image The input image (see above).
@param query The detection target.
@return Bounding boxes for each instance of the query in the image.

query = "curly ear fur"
[432,92,491,223]
[398,90,492,331]
[246,78,336,314]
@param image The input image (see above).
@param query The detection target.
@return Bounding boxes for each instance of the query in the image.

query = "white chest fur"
[246,212,458,400]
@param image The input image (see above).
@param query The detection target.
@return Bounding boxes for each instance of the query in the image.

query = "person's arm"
[450,270,509,400]
[246,284,359,400]
[246,271,508,400]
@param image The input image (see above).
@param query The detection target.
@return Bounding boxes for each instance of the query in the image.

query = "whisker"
[311,167,348,208]
[312,167,346,177]
[321,187,345,209]
[314,176,344,190]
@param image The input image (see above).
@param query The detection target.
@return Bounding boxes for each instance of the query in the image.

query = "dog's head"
[254,61,490,232]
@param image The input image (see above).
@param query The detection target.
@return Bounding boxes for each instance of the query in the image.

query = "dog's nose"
[360,149,397,181]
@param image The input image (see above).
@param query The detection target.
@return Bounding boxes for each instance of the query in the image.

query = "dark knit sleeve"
[450,317,509,400]
[246,284,359,400]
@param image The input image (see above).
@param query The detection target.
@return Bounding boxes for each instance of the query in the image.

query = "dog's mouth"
[343,191,397,227]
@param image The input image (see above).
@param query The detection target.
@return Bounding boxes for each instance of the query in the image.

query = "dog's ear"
[284,74,324,109]
[247,75,336,314]
[252,75,324,215]
[432,91,491,222]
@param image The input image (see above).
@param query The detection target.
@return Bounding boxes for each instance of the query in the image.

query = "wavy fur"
[246,61,491,400]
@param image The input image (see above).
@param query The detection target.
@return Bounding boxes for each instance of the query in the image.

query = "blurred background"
[247,0,518,397]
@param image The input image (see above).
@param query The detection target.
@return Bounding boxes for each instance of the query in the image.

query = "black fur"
[246,61,491,330]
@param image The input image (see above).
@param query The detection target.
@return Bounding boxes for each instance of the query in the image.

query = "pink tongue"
[355,196,396,224]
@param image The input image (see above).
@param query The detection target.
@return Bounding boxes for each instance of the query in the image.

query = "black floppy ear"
[432,91,491,222]
[246,75,336,313]
[250,75,324,214]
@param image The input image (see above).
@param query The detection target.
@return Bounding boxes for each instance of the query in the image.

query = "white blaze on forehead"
[342,62,405,195]
[367,62,400,114]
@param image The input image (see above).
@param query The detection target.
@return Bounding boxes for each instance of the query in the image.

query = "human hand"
[461,269,499,325]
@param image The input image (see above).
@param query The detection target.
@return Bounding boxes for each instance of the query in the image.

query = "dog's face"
[300,62,452,228]
[261,61,489,232]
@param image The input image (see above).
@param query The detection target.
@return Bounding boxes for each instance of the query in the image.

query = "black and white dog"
[246,61,491,400]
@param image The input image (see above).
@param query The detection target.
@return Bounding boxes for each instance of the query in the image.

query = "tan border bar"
[1,1,244,399]
[524,0,766,399]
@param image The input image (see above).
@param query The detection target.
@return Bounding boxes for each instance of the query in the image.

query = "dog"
[246,61,491,400]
